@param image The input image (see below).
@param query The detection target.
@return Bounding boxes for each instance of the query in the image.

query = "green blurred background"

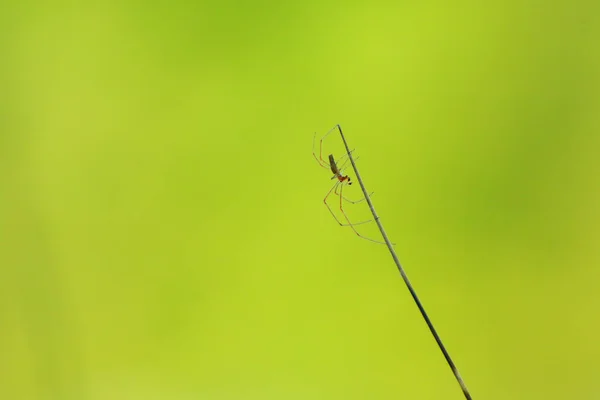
[2,1,600,399]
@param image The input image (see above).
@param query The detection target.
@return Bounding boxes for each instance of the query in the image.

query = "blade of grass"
[336,124,473,400]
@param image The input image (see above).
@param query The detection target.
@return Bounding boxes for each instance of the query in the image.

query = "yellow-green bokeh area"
[2,1,600,399]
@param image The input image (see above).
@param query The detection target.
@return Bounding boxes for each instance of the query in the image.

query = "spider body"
[328,154,352,184]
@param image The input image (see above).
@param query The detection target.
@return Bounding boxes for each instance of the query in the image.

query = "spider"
[312,125,385,244]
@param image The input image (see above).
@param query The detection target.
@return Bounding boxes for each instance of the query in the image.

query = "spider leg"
[312,132,330,169]
[324,181,372,227]
[334,184,375,204]
[313,125,349,169]
[338,182,388,244]
[335,150,357,173]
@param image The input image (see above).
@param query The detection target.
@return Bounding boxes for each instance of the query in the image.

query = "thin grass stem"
[335,124,473,400]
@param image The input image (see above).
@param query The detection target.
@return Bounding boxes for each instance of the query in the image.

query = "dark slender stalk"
[336,124,473,400]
